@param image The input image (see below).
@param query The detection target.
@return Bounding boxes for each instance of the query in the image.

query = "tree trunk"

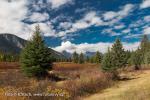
[112,70,119,80]
[135,65,140,70]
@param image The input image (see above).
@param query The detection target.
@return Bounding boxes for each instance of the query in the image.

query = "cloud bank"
[140,0,150,9]
[53,41,140,54]
[48,0,73,9]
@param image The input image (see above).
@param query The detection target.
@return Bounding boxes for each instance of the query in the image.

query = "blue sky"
[0,0,150,53]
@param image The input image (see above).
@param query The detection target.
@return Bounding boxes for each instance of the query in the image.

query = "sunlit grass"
[84,70,150,100]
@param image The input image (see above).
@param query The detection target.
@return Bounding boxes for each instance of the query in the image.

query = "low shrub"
[62,72,113,99]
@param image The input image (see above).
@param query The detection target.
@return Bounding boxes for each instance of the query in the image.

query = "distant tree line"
[72,51,103,64]
[0,52,19,62]
[50,51,103,64]
[50,57,72,62]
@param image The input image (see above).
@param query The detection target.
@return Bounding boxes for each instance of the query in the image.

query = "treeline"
[0,52,19,62]
[72,51,103,64]
[50,57,72,62]
[52,51,103,64]
[101,35,150,79]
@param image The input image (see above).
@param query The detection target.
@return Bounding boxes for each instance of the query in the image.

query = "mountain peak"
[0,33,27,54]
[0,33,66,59]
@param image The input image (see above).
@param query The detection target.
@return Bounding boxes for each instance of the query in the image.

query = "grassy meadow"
[0,62,150,100]
[0,62,113,100]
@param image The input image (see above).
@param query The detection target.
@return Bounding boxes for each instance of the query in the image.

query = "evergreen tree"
[130,50,142,70]
[94,51,102,64]
[90,56,95,63]
[140,35,150,63]
[0,52,4,62]
[102,49,113,71]
[125,50,132,65]
[86,56,90,63]
[111,38,126,68]
[144,51,150,65]
[72,51,79,63]
[140,35,149,52]
[0,51,19,62]
[67,57,72,62]
[102,48,118,78]
[101,38,126,79]
[79,53,84,64]
[20,25,52,78]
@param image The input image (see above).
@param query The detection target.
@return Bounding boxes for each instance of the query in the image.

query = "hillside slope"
[84,70,150,100]
[0,34,26,54]
[0,34,66,59]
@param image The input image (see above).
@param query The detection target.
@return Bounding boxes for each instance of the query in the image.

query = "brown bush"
[0,69,29,87]
[0,62,114,100]
[61,71,113,99]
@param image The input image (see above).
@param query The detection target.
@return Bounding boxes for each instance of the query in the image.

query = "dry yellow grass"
[0,63,103,100]
[84,70,150,100]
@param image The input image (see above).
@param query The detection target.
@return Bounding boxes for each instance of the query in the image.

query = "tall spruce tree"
[102,38,126,79]
[79,53,84,64]
[144,51,150,65]
[111,38,126,68]
[102,48,113,72]
[125,50,132,65]
[86,56,90,63]
[90,56,95,63]
[0,52,4,62]
[94,51,102,64]
[140,35,149,52]
[130,49,142,70]
[72,51,79,63]
[20,25,52,78]
[140,35,150,63]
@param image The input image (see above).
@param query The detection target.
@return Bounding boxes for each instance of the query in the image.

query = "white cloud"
[29,22,56,37]
[83,11,103,26]
[119,4,134,17]
[144,15,150,22]
[101,4,134,36]
[143,27,150,34]
[140,0,150,9]
[57,11,104,37]
[28,12,49,22]
[124,34,142,39]
[53,41,140,54]
[53,41,112,54]
[72,11,103,29]
[0,0,29,39]
[129,19,143,28]
[122,29,131,33]
[0,2,132,39]
[0,0,57,40]
[103,11,118,20]
[73,21,90,30]
[103,4,134,25]
[102,28,120,36]
[123,42,140,51]
[47,0,72,9]
[114,24,125,29]
[0,0,146,42]
[59,22,72,30]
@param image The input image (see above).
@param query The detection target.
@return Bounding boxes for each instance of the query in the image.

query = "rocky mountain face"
[0,34,26,54]
[61,50,96,58]
[62,50,72,58]
[0,34,66,59]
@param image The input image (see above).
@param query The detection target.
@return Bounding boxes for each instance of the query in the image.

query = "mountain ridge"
[0,33,66,59]
[0,33,26,54]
